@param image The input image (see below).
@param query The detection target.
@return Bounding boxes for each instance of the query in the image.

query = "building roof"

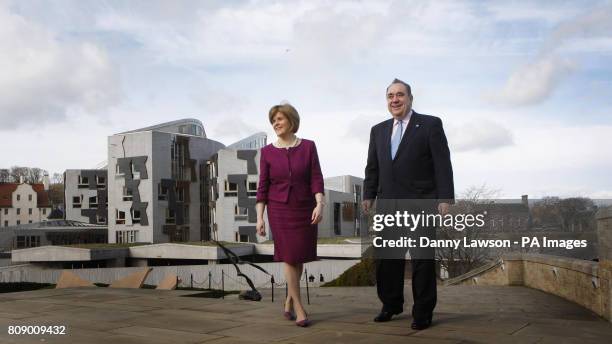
[227,132,267,149]
[117,118,206,137]
[0,183,18,207]
[31,184,51,208]
[0,183,50,208]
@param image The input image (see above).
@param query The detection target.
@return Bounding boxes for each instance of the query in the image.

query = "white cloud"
[488,3,612,107]
[212,117,262,143]
[0,3,121,130]
[447,119,514,152]
[486,55,575,106]
[547,3,612,51]
[344,114,384,144]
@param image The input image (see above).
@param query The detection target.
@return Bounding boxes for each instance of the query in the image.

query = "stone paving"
[1,285,611,343]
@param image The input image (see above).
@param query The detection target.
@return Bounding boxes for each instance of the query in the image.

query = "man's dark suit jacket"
[364,111,454,202]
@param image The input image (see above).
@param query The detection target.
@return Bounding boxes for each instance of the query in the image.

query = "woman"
[256,103,324,327]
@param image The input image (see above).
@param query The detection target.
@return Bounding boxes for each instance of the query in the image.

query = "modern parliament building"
[63,119,363,245]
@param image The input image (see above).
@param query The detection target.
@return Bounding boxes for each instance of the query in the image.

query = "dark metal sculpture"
[213,240,270,301]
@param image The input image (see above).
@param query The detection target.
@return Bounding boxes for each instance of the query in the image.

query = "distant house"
[479,195,531,232]
[0,182,52,228]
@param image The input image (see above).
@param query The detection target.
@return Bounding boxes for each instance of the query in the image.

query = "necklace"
[275,136,299,149]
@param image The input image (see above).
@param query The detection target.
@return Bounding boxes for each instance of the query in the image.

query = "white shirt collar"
[394,109,413,125]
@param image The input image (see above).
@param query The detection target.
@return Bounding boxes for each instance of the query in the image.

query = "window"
[96,215,106,224]
[16,220,20,225]
[17,195,20,201]
[28,208,32,215]
[28,194,32,201]
[165,208,175,224]
[158,184,168,201]
[73,196,82,208]
[3,221,7,227]
[14,236,38,248]
[4,209,7,215]
[333,203,341,235]
[131,209,141,224]
[89,196,98,209]
[208,161,217,178]
[184,205,190,223]
[234,205,248,219]
[224,181,238,197]
[239,234,249,242]
[116,210,126,224]
[247,182,257,197]
[131,162,140,180]
[115,164,124,176]
[16,208,21,215]
[116,230,138,244]
[28,220,32,224]
[78,175,89,188]
[176,187,184,202]
[42,208,46,215]
[123,187,133,201]
[96,175,106,187]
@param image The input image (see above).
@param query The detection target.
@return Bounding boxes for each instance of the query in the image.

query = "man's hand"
[438,202,450,215]
[362,199,374,214]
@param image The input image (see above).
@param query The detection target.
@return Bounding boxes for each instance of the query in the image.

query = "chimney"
[521,195,528,207]
[43,173,50,191]
[19,175,24,184]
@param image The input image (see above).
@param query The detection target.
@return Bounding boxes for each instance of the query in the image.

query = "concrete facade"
[107,120,225,244]
[208,146,365,242]
[208,148,267,243]
[64,169,108,224]
[321,175,364,237]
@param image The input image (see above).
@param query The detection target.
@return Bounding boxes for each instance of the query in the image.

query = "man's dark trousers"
[376,258,437,320]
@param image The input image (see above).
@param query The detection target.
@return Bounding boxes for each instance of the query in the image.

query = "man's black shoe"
[411,319,432,330]
[373,310,402,322]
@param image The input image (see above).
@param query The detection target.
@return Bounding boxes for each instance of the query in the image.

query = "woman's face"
[272,112,291,137]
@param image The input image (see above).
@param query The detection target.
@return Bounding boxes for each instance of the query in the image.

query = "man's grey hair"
[386,78,412,96]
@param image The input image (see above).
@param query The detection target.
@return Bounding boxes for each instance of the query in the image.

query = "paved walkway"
[1,285,611,343]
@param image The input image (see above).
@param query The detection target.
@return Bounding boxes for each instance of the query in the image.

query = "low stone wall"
[0,260,360,291]
[446,253,610,321]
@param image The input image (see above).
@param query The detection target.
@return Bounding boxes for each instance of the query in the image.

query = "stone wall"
[447,253,610,321]
[446,207,612,321]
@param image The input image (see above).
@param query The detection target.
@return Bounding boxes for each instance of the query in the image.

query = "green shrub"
[322,253,376,287]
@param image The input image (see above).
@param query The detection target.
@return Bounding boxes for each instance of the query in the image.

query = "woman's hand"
[311,203,323,224]
[256,218,266,236]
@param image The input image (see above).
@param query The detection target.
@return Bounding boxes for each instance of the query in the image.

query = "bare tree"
[436,184,501,278]
[6,166,48,183]
[0,169,10,183]
[531,197,597,232]
[51,172,64,184]
[9,166,28,183]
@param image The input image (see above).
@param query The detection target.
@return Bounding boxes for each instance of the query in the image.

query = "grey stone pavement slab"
[0,285,610,343]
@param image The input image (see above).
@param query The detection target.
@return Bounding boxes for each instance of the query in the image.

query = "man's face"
[386,83,412,119]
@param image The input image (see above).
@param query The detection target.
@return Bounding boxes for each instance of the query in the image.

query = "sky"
[1,0,611,198]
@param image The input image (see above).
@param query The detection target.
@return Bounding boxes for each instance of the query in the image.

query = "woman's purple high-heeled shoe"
[295,318,311,327]
[283,311,296,321]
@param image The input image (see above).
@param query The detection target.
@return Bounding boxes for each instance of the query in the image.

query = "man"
[362,78,454,330]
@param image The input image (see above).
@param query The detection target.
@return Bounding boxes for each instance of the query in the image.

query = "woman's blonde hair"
[268,103,300,133]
